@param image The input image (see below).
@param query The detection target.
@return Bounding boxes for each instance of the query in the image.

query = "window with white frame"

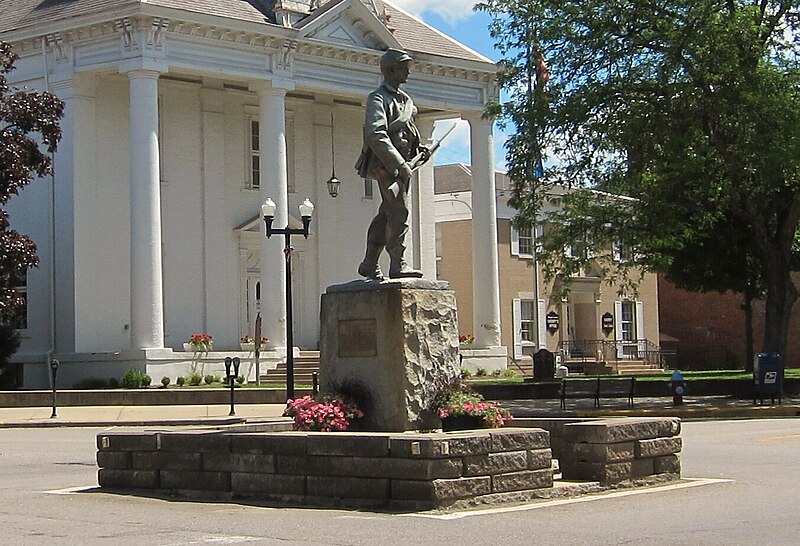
[247,118,261,190]
[614,241,632,262]
[513,298,547,358]
[246,114,295,192]
[511,224,542,257]
[520,300,536,342]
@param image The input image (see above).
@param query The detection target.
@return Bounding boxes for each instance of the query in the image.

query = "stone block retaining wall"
[513,417,682,485]
[560,418,681,485]
[97,427,553,510]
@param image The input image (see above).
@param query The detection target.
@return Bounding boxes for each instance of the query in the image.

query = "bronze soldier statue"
[355,48,430,280]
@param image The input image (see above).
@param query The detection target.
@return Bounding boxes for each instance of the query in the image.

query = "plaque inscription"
[338,319,377,357]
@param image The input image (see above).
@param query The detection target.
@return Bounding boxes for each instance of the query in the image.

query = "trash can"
[754,352,783,405]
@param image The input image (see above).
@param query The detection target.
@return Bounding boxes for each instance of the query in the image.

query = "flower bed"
[283,395,364,432]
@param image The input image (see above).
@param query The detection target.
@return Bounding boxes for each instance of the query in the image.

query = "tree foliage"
[478,0,800,356]
[0,41,63,324]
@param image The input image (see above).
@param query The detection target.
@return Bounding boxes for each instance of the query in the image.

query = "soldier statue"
[355,48,430,280]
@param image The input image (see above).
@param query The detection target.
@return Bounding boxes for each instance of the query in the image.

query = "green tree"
[0,42,63,325]
[478,0,800,360]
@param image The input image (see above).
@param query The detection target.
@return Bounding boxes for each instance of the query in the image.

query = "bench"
[560,377,636,409]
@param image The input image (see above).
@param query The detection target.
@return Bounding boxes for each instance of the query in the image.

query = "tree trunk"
[743,288,754,373]
[762,260,797,359]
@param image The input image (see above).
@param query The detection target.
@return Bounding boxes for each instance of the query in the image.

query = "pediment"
[297,0,401,51]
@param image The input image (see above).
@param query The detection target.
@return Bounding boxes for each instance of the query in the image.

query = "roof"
[0,0,492,65]
[434,163,510,194]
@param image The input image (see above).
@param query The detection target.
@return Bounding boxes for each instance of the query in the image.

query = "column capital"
[119,58,168,77]
[249,77,296,96]
[464,111,495,127]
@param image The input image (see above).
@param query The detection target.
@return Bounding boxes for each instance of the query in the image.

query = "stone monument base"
[319,279,461,431]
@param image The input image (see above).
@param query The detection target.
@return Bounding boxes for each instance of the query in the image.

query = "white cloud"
[391,0,477,25]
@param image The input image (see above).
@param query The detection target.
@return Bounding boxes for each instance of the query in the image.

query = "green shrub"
[492,369,502,377]
[120,368,145,388]
[204,374,216,385]
[176,376,186,387]
[476,367,488,377]
[160,376,170,388]
[461,368,473,378]
[236,375,246,385]
[187,372,202,386]
[141,374,151,387]
[72,378,109,389]
[502,369,516,378]
[0,325,21,365]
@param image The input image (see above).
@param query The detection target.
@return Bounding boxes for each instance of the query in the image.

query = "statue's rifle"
[389,123,457,196]
[410,122,457,171]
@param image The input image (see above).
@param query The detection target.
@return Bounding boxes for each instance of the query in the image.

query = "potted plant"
[431,376,512,431]
[459,334,475,346]
[283,395,364,432]
[184,333,213,352]
[240,334,269,351]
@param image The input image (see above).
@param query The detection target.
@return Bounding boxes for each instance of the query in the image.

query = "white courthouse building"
[1,0,506,388]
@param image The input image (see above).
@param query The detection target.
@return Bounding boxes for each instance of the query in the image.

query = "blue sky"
[391,1,508,171]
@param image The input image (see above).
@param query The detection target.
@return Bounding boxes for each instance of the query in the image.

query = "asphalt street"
[1,419,799,545]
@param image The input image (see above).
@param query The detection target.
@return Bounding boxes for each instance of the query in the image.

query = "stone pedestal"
[319,279,461,431]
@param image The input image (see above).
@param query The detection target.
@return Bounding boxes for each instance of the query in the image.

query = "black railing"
[557,339,669,368]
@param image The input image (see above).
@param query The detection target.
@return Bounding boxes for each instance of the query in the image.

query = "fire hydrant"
[668,370,686,406]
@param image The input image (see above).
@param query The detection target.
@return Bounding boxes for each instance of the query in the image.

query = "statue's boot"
[358,244,385,280]
[388,247,423,279]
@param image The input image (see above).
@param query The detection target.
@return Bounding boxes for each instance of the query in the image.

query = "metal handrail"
[557,338,667,367]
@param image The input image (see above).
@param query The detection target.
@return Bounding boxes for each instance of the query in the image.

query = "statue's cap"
[380,48,412,70]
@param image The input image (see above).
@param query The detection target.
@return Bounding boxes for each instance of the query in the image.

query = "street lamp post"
[262,197,314,401]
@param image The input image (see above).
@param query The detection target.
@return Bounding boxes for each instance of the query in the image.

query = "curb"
[573,406,800,419]
[0,417,248,429]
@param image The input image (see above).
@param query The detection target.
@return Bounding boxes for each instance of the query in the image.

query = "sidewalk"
[0,403,288,428]
[1,396,798,428]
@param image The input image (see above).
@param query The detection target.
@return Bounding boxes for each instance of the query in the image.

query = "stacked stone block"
[559,418,682,485]
[97,428,552,509]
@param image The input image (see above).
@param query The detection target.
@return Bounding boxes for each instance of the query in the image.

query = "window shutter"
[636,300,645,352]
[614,300,623,351]
[513,298,523,359]
[511,225,520,256]
[538,299,547,350]
[534,224,543,253]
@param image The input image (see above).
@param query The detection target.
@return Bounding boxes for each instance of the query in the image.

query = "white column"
[412,118,437,277]
[251,79,295,353]
[125,66,165,350]
[201,86,231,338]
[468,113,501,347]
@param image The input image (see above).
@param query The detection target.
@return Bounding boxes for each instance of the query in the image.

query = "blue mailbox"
[754,352,783,405]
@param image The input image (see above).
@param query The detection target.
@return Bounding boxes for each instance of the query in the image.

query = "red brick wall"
[658,276,800,369]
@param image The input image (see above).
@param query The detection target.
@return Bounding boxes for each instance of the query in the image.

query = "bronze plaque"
[338,319,377,357]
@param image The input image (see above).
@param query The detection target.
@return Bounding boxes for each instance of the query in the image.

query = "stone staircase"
[607,359,666,376]
[510,356,666,377]
[259,350,320,385]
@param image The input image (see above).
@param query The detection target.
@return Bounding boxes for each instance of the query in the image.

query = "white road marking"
[43,485,99,495]
[398,478,734,520]
[160,537,262,545]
